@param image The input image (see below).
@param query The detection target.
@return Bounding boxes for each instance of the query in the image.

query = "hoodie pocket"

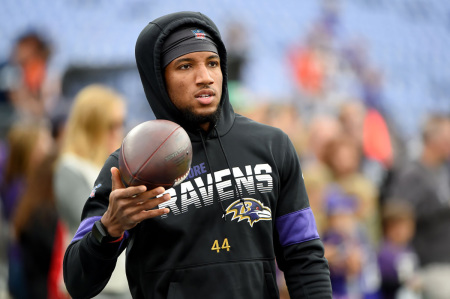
[265,273,279,299]
[145,259,279,299]
[167,282,184,299]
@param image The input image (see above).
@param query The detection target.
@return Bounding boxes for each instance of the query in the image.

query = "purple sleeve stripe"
[72,216,102,243]
[275,207,320,247]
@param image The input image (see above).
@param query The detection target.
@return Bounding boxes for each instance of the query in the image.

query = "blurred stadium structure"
[1,0,449,142]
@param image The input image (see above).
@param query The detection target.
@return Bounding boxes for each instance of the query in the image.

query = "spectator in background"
[239,103,307,158]
[0,121,53,221]
[223,21,248,83]
[301,114,342,233]
[54,85,125,234]
[0,121,54,298]
[377,200,420,299]
[322,187,380,298]
[289,20,332,101]
[338,100,392,187]
[322,135,380,245]
[302,114,343,167]
[258,103,307,156]
[54,84,129,298]
[0,139,8,294]
[12,152,68,299]
[5,31,59,120]
[389,115,450,299]
[222,21,254,112]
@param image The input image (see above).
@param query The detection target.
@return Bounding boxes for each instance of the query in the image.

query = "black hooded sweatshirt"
[63,11,331,299]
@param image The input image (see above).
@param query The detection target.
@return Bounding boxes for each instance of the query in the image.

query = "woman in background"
[54,84,128,298]
[55,84,125,236]
[1,121,53,221]
[0,121,54,298]
[13,152,67,299]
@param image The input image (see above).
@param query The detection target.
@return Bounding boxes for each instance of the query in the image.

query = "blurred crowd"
[242,101,450,299]
[0,7,450,299]
[0,32,130,298]
[232,3,450,298]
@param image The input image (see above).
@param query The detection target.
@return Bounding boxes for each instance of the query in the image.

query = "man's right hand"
[100,167,171,237]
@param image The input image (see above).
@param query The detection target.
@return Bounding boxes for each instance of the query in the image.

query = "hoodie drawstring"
[197,127,247,220]
[214,127,246,207]
[198,129,227,221]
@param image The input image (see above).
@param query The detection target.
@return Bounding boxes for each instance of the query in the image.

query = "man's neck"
[199,122,211,132]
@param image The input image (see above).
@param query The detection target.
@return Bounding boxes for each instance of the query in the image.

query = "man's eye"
[209,61,219,67]
[179,64,191,70]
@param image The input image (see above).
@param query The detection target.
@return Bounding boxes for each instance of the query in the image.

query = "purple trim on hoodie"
[276,207,319,247]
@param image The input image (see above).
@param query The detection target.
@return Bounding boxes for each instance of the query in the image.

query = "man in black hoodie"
[63,11,332,298]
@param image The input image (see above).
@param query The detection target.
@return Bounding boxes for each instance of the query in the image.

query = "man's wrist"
[100,214,124,238]
[92,220,124,244]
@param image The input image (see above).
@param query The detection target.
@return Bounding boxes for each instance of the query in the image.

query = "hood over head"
[135,11,235,141]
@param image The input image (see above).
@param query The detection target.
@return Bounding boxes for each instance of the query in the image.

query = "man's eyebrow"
[174,54,220,63]
[173,57,194,64]
[208,54,220,60]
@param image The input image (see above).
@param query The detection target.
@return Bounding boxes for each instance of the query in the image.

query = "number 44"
[211,238,231,253]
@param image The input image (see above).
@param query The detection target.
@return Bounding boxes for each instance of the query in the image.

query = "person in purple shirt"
[322,186,381,298]
[378,200,420,299]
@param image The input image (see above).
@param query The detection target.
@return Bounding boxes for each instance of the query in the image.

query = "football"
[118,120,192,191]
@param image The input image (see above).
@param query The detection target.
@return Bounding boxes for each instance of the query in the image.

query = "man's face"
[439,120,450,159]
[164,51,223,129]
[429,120,450,160]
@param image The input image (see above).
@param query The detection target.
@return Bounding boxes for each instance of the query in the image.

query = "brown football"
[118,120,192,190]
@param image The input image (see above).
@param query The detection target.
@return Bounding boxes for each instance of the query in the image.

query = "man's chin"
[181,106,222,127]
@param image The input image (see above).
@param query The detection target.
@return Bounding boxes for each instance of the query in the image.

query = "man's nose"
[195,65,214,85]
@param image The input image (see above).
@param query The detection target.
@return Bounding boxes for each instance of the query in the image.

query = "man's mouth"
[195,90,215,105]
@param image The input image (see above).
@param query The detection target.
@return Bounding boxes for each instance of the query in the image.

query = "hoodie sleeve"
[274,135,332,298]
[63,152,129,298]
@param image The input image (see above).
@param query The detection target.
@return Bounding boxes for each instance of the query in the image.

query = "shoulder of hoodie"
[110,148,120,160]
[101,148,120,170]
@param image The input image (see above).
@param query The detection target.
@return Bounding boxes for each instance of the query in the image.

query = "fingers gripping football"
[100,167,170,237]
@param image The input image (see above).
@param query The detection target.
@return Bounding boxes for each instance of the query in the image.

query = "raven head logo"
[225,198,272,227]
